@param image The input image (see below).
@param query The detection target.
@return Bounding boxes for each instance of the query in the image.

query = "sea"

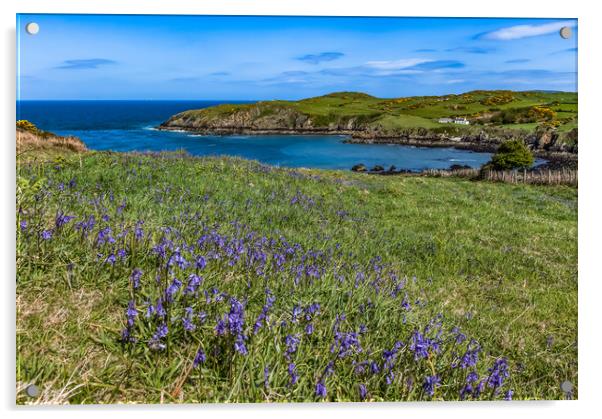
[17,100,495,171]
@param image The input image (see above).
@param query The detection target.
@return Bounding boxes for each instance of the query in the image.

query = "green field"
[173,90,577,138]
[16,148,577,403]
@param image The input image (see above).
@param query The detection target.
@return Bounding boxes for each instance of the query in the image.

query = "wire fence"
[422,168,578,186]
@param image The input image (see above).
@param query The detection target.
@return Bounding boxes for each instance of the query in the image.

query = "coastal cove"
[18,100,503,171]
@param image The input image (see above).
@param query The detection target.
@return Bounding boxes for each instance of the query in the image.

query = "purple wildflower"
[55,211,75,229]
[41,230,53,240]
[410,330,430,360]
[154,323,168,339]
[284,334,301,360]
[358,383,367,401]
[125,300,138,327]
[193,348,206,368]
[466,371,479,383]
[130,268,142,289]
[134,221,144,240]
[183,316,196,332]
[330,330,362,358]
[472,379,486,399]
[460,384,473,400]
[184,274,202,295]
[423,375,441,397]
[195,255,207,270]
[460,340,481,369]
[96,227,115,245]
[288,363,298,386]
[165,278,182,302]
[487,358,510,389]
[215,318,227,336]
[105,253,116,265]
[234,334,248,355]
[315,381,327,398]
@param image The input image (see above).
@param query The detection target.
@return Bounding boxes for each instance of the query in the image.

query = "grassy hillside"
[165,90,577,139]
[16,147,577,403]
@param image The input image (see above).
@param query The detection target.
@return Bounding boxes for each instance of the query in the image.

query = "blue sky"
[17,15,577,100]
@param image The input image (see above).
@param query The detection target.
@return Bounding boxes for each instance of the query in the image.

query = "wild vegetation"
[16,133,577,403]
[484,140,535,170]
[160,90,578,152]
[17,120,87,156]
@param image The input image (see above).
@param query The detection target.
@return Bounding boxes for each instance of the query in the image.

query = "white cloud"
[481,20,577,41]
[364,58,432,70]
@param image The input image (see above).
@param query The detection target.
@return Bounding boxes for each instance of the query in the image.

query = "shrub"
[17,120,40,133]
[485,140,534,170]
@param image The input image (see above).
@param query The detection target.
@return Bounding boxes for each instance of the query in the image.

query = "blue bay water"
[17,100,495,171]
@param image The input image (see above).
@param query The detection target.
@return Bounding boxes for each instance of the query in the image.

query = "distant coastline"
[157,90,578,164]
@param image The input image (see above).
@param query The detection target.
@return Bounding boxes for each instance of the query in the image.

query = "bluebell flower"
[215,318,227,336]
[184,274,202,295]
[487,358,510,389]
[466,371,479,383]
[105,254,116,265]
[145,303,155,318]
[330,331,362,358]
[155,299,166,318]
[410,330,429,360]
[41,230,53,240]
[96,227,115,245]
[134,221,144,240]
[130,268,142,289]
[323,361,335,377]
[460,384,473,400]
[292,305,302,323]
[234,334,248,355]
[504,389,513,400]
[154,323,168,339]
[193,348,206,368]
[284,334,301,360]
[358,383,367,401]
[423,375,441,397]
[472,379,486,399]
[227,298,245,335]
[195,255,207,270]
[315,381,327,398]
[370,361,380,374]
[126,300,138,327]
[121,327,135,343]
[165,278,182,302]
[55,211,75,229]
[288,363,298,386]
[19,220,27,231]
[460,340,481,369]
[183,317,195,332]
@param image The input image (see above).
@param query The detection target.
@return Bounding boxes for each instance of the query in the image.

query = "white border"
[2,1,600,418]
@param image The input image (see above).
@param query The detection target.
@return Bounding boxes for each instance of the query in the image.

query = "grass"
[172,90,578,139]
[16,149,577,403]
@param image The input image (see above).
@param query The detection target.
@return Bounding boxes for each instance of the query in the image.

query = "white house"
[438,117,470,125]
